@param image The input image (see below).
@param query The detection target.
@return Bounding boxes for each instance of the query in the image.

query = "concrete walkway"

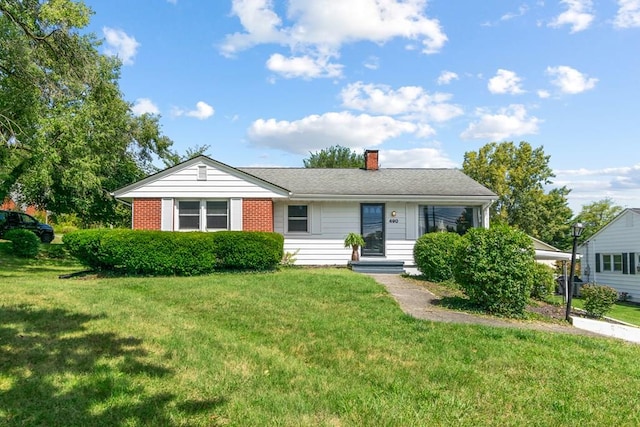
[366,273,601,337]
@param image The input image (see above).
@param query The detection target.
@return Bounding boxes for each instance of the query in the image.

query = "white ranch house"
[578,208,640,300]
[113,150,497,268]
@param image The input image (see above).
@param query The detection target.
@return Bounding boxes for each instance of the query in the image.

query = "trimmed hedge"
[413,232,463,282]
[213,231,284,271]
[454,225,535,317]
[4,229,40,258]
[63,229,284,275]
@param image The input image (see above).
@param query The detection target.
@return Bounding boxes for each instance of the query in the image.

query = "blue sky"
[83,0,640,213]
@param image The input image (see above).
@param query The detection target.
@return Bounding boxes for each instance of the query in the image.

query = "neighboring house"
[578,208,640,300]
[112,151,496,266]
[532,236,575,266]
[1,198,41,217]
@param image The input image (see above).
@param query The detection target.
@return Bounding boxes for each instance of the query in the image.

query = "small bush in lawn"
[581,283,618,318]
[413,232,463,282]
[454,225,535,317]
[4,229,40,258]
[531,263,556,300]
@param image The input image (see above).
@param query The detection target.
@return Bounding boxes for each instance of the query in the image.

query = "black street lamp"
[566,222,584,322]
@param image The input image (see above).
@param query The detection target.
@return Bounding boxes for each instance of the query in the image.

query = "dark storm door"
[361,204,385,257]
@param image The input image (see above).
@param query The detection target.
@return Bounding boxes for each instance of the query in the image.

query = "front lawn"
[571,297,640,326]
[2,244,640,425]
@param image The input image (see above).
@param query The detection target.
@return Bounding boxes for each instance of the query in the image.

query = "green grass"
[572,297,640,326]
[2,243,640,425]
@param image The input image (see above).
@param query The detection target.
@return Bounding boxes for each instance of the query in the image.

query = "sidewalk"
[366,273,601,337]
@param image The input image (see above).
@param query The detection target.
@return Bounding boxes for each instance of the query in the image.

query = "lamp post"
[566,222,584,322]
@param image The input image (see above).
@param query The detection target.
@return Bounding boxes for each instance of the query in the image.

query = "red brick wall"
[1,199,40,216]
[242,199,273,232]
[133,198,162,230]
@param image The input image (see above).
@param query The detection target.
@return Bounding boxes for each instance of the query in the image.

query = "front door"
[361,203,385,257]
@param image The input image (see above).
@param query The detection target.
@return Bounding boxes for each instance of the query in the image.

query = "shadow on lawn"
[0,305,225,426]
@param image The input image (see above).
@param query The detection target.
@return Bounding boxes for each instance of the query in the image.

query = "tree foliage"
[0,0,174,224]
[574,198,623,244]
[303,145,364,168]
[462,141,573,249]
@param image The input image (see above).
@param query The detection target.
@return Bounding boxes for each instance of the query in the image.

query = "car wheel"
[41,233,54,244]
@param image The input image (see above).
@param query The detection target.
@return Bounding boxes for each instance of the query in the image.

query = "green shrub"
[530,263,556,300]
[454,225,535,317]
[64,229,284,274]
[413,232,463,282]
[98,230,218,276]
[581,283,618,318]
[4,229,40,258]
[63,229,112,269]
[213,231,284,271]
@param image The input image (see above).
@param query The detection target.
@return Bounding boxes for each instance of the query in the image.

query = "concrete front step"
[350,259,405,274]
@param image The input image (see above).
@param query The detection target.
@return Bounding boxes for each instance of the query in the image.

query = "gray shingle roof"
[239,168,496,198]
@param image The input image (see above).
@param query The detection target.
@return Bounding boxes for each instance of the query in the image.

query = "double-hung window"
[206,201,228,230]
[178,201,201,230]
[178,200,228,231]
[287,205,308,233]
[601,254,623,272]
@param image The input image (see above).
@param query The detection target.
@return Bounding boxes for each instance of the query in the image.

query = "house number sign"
[389,218,399,224]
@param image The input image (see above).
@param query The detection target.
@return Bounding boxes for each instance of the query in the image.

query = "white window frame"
[176,199,229,232]
[286,204,309,234]
[206,200,229,231]
[602,253,623,273]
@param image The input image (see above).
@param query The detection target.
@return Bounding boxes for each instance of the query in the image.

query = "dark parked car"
[0,210,55,243]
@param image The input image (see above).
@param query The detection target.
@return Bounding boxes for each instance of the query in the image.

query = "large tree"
[303,145,364,168]
[574,198,623,244]
[0,0,174,224]
[463,141,573,249]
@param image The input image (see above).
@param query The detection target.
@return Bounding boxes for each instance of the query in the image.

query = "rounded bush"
[530,263,556,300]
[413,232,463,282]
[581,283,618,318]
[454,225,535,317]
[4,229,40,258]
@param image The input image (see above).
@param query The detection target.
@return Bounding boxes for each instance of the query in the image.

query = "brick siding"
[133,198,162,230]
[242,199,273,232]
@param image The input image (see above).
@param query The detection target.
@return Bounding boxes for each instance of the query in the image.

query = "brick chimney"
[364,149,379,171]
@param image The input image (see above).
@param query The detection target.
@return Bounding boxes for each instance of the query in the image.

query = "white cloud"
[501,5,529,21]
[247,111,417,154]
[614,0,640,28]
[363,56,380,70]
[437,70,459,85]
[460,104,541,140]
[172,101,215,120]
[102,27,140,65]
[167,0,177,4]
[132,98,160,115]
[548,0,594,33]
[340,82,463,122]
[266,53,343,79]
[380,148,457,168]
[488,69,525,95]
[556,163,640,210]
[546,65,597,94]
[221,0,447,79]
[537,89,551,99]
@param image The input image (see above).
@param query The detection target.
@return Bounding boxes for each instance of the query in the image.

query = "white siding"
[277,201,417,266]
[579,210,640,300]
[230,198,242,230]
[118,161,287,199]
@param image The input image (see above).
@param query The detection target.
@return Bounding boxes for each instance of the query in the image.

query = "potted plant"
[344,232,365,262]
